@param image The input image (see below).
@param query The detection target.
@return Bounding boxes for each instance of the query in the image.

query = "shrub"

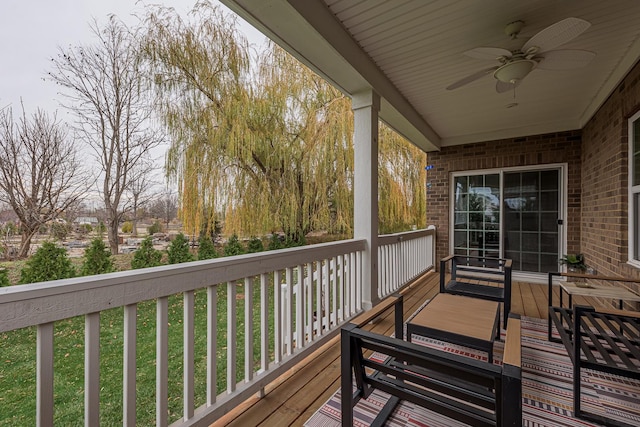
[78,223,93,235]
[1,221,18,237]
[167,233,194,264]
[198,235,218,260]
[121,221,133,234]
[147,221,163,235]
[223,233,245,256]
[96,221,107,236]
[131,237,163,269]
[284,234,305,248]
[267,233,284,251]
[50,222,71,241]
[81,239,114,276]
[19,241,76,284]
[246,236,264,253]
[0,268,9,287]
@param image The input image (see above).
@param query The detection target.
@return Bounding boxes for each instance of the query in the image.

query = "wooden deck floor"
[210,271,576,427]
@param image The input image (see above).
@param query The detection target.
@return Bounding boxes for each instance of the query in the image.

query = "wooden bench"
[549,304,640,427]
[341,312,522,427]
[440,255,512,328]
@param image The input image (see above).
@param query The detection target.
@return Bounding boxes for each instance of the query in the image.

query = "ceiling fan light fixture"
[493,59,536,84]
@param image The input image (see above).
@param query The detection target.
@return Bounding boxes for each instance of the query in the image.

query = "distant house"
[75,217,99,226]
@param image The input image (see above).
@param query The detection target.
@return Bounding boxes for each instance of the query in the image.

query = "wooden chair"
[440,254,512,328]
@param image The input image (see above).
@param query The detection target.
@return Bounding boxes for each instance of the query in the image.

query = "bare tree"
[125,159,157,237]
[48,16,164,254]
[150,190,178,229]
[0,105,89,258]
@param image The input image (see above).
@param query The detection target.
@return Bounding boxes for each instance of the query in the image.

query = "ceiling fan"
[446,17,596,93]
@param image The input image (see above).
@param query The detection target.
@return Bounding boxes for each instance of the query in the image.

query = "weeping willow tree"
[144,2,425,239]
[378,124,427,234]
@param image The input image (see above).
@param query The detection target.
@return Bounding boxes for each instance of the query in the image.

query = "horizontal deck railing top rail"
[0,230,435,427]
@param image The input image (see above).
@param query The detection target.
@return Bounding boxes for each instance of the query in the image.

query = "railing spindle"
[184,290,195,420]
[273,270,282,363]
[227,282,237,393]
[123,304,137,426]
[285,268,293,355]
[156,297,168,427]
[323,260,330,331]
[206,285,217,406]
[260,273,269,373]
[244,277,253,382]
[296,265,304,348]
[36,322,54,427]
[315,261,322,337]
[85,312,100,427]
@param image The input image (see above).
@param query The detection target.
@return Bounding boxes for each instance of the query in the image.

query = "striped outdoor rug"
[305,315,640,427]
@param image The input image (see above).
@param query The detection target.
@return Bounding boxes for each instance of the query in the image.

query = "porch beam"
[353,89,380,310]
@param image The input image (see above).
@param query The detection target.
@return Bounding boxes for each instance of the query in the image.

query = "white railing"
[0,239,365,427]
[377,226,436,298]
[0,229,437,426]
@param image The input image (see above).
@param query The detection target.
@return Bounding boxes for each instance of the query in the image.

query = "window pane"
[541,191,558,211]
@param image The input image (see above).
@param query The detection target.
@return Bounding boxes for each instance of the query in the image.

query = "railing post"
[353,90,380,309]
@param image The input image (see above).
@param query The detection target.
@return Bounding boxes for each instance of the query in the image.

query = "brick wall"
[582,59,640,280]
[427,132,582,265]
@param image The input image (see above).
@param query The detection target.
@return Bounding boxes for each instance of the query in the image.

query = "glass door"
[451,168,562,274]
[503,170,560,273]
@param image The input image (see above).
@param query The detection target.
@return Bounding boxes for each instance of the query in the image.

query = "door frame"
[448,163,568,283]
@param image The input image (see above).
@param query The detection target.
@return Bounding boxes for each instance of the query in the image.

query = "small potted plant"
[560,254,593,287]
[559,254,586,273]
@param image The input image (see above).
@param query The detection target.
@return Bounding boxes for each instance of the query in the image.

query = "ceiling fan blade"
[446,67,498,90]
[464,47,512,61]
[536,49,596,70]
[522,17,591,53]
[495,79,520,94]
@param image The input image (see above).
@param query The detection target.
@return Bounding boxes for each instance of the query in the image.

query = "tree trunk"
[18,230,33,258]
[108,217,120,255]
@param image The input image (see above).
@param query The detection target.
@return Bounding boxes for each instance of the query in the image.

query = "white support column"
[352,90,380,310]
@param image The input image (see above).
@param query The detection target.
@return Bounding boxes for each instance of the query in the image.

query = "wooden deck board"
[518,282,541,318]
[530,282,549,319]
[210,271,548,427]
[510,281,524,316]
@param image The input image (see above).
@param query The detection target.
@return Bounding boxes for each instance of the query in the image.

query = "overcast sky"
[0,1,266,198]
[0,0,266,115]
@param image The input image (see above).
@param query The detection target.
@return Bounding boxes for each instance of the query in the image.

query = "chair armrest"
[503,315,521,368]
[441,254,456,264]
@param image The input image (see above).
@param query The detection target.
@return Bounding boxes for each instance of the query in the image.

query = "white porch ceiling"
[220,0,640,152]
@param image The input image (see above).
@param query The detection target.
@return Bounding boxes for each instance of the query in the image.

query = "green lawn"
[0,279,275,426]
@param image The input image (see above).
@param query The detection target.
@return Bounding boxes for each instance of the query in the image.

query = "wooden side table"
[406,293,500,363]
[547,271,640,341]
[558,281,640,309]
